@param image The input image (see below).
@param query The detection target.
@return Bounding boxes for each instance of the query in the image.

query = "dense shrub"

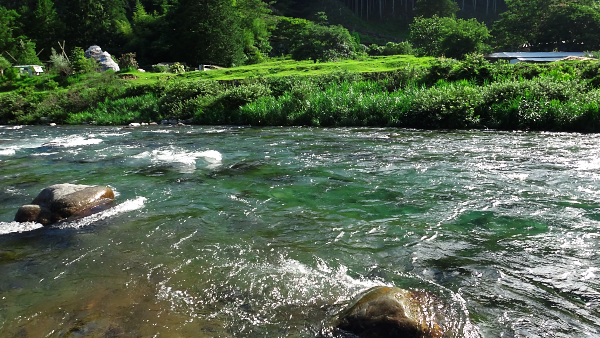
[409,16,491,59]
[367,42,413,56]
[66,93,159,125]
[118,53,139,71]
[291,24,360,62]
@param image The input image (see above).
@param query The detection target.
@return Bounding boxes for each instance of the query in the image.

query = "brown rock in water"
[14,184,115,225]
[332,286,445,338]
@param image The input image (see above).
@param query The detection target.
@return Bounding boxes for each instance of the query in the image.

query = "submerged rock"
[14,184,115,225]
[331,286,445,338]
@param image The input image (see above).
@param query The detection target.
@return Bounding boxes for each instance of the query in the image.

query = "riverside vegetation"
[2,55,600,132]
[2,0,600,132]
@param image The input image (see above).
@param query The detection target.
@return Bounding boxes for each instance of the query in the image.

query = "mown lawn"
[121,55,433,84]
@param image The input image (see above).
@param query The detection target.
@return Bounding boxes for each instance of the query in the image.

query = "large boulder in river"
[14,184,115,225]
[331,286,445,338]
[84,45,120,72]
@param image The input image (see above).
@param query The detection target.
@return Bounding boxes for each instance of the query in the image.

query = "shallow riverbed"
[0,125,599,337]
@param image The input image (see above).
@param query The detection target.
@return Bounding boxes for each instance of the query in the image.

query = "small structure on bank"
[199,64,225,71]
[12,65,44,76]
[485,52,588,64]
[85,45,120,72]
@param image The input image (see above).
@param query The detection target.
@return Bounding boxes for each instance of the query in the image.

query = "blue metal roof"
[487,52,586,58]
[516,57,566,62]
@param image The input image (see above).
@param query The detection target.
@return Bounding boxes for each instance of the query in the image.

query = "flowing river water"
[0,125,599,337]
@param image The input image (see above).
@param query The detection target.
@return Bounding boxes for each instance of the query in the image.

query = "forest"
[1,0,600,69]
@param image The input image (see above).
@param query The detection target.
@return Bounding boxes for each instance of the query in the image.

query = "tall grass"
[3,58,600,132]
[239,77,600,131]
[65,94,159,125]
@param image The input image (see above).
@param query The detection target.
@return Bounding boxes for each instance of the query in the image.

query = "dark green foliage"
[62,0,127,48]
[493,0,600,51]
[0,5,19,55]
[71,47,97,74]
[367,42,413,56]
[13,38,41,65]
[66,93,160,125]
[118,53,139,71]
[171,0,244,67]
[414,0,459,18]
[27,0,64,59]
[236,0,273,64]
[291,23,359,62]
[4,67,18,81]
[409,16,491,59]
[156,80,224,120]
[0,55,11,77]
[271,17,312,57]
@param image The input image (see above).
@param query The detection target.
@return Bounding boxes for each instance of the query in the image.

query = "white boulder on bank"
[85,45,120,72]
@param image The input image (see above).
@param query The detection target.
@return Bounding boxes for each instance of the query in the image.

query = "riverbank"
[2,55,600,132]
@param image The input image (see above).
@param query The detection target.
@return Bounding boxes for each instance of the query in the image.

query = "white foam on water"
[196,150,222,163]
[0,148,16,156]
[42,136,103,148]
[31,152,60,156]
[55,196,147,229]
[132,148,222,173]
[0,221,44,235]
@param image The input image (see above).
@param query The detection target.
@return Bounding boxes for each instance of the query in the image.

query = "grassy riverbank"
[2,55,600,132]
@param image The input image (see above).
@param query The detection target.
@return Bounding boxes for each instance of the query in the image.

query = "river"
[0,125,599,337]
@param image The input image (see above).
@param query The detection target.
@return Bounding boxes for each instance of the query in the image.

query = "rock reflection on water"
[1,126,600,337]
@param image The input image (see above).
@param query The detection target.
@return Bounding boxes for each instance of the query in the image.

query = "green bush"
[118,53,139,70]
[170,62,185,74]
[409,16,491,59]
[367,42,413,56]
[152,65,168,73]
[291,23,359,62]
[65,94,159,125]
[71,47,98,74]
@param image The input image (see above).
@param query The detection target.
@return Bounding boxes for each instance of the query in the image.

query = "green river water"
[0,126,599,337]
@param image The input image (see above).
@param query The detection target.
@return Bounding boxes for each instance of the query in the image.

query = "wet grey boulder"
[14,184,115,225]
[331,286,445,338]
[84,45,120,72]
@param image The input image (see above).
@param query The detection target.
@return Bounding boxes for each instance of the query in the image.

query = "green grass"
[117,55,432,83]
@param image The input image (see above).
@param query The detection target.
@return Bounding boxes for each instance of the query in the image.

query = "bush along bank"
[2,57,600,132]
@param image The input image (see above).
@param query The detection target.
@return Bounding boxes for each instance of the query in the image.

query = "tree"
[410,16,491,59]
[14,38,41,64]
[30,0,64,57]
[291,23,359,62]
[71,46,97,73]
[63,0,127,48]
[415,0,459,18]
[236,0,273,64]
[537,3,600,51]
[271,17,313,56]
[0,5,19,56]
[492,0,600,51]
[0,55,11,77]
[170,0,245,67]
